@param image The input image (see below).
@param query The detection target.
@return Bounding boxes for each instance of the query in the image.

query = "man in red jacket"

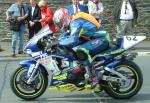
[38,0,56,32]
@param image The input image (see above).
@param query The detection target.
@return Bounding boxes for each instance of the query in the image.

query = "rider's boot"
[91,76,99,89]
[90,65,103,92]
[90,75,103,93]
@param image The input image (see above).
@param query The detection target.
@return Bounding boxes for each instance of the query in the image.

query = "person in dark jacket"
[28,0,42,39]
[113,0,138,37]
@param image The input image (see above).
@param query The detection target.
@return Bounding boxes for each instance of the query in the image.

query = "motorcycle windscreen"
[29,25,53,44]
[24,25,53,50]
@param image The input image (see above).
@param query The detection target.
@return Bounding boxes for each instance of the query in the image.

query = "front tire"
[10,65,48,100]
[103,60,143,99]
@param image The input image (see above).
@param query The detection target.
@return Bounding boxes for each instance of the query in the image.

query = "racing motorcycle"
[10,25,145,100]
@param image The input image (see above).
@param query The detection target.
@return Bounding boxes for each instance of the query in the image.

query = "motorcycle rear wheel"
[102,60,143,99]
[10,66,48,100]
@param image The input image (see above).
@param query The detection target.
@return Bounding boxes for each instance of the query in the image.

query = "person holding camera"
[6,0,28,57]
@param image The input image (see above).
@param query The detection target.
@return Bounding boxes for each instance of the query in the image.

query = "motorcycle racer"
[53,8,110,88]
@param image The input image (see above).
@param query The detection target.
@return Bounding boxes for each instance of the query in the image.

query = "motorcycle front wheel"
[102,60,143,99]
[10,65,48,100]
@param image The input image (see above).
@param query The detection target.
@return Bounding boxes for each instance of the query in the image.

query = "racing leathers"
[59,12,110,87]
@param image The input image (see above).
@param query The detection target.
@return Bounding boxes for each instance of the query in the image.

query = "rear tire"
[102,60,143,99]
[10,66,48,100]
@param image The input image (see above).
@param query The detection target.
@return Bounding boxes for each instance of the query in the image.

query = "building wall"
[0,0,149,41]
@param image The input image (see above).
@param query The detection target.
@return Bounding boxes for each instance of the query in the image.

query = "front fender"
[19,60,48,76]
[19,60,36,67]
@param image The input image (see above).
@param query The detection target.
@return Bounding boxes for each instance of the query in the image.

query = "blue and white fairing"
[24,25,53,52]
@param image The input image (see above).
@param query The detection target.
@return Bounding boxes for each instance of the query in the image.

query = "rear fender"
[19,60,48,77]
[122,36,146,50]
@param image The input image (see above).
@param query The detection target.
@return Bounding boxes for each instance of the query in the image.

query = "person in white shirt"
[114,0,138,36]
[88,0,104,21]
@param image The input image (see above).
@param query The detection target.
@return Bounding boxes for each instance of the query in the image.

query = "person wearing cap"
[38,0,56,32]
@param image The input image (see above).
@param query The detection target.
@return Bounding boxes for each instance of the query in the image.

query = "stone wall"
[0,0,150,41]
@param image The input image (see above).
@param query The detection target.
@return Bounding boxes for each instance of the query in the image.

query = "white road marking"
[137,52,150,56]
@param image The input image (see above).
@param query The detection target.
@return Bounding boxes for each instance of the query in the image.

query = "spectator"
[27,0,42,39]
[89,0,104,21]
[79,0,93,13]
[66,0,88,17]
[6,0,28,57]
[38,0,56,32]
[114,0,138,37]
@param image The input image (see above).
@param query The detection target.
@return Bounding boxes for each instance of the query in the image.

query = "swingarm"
[102,67,127,83]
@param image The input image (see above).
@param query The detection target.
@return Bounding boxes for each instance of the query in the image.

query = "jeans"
[12,23,25,52]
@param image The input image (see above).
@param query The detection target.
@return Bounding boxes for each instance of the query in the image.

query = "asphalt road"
[0,56,150,103]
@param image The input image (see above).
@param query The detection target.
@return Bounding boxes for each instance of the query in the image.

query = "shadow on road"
[19,93,150,103]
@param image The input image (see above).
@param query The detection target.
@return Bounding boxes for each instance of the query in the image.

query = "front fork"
[84,66,91,81]
[27,61,40,84]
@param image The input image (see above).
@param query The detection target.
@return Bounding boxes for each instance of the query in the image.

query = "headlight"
[31,52,42,57]
[26,49,32,54]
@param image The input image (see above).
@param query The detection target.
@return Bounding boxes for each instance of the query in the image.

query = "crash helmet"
[53,8,71,31]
